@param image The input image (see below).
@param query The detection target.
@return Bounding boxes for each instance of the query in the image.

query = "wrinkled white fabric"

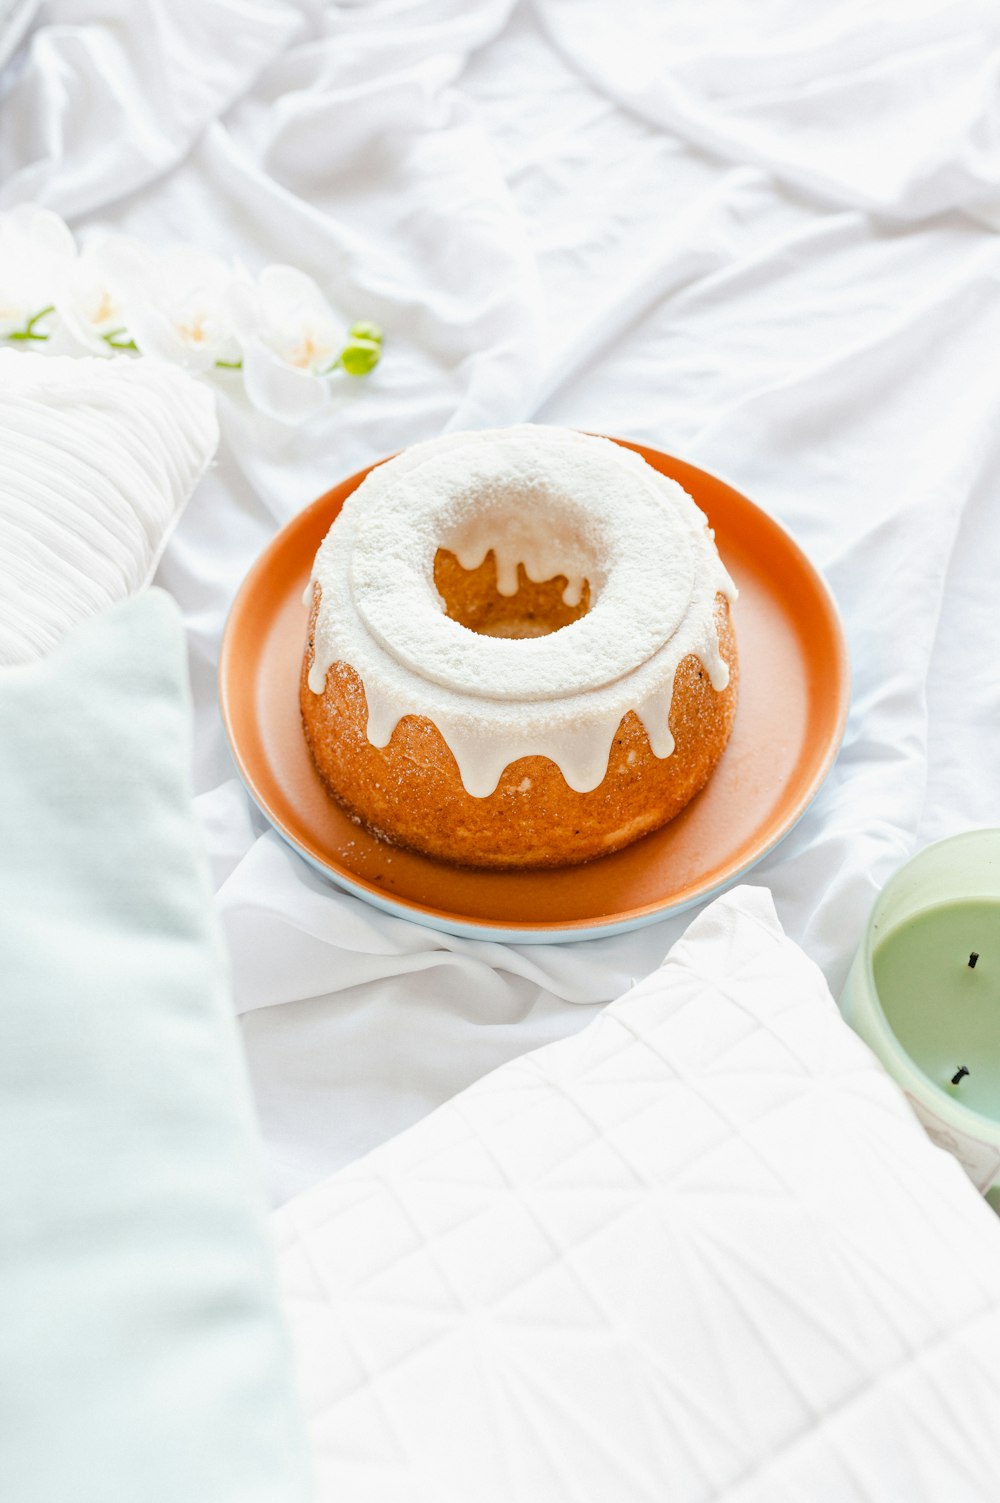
[537,0,1000,224]
[4,0,1000,1202]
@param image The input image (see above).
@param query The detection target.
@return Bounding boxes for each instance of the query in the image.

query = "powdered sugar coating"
[307,426,736,796]
[350,431,695,700]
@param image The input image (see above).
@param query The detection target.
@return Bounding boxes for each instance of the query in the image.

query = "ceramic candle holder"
[841,830,1000,1194]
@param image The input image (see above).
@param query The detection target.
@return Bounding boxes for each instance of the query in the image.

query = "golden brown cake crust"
[300,584,738,870]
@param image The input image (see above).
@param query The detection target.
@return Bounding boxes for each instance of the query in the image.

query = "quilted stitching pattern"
[274,887,1000,1501]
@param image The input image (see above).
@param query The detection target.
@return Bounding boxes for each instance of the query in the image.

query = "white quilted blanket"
[274,887,1000,1502]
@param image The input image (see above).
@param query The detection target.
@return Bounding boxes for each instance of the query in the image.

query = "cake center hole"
[433,548,591,639]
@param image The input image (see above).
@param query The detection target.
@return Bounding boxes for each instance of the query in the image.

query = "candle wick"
[951,1065,970,1086]
[968,952,979,969]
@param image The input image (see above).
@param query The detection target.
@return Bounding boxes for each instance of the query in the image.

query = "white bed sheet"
[4,0,1000,1204]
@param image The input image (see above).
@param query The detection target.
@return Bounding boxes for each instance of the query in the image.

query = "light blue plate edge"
[233,761,826,945]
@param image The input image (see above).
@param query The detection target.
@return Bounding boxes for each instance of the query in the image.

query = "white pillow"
[274,885,1000,1503]
[0,350,217,663]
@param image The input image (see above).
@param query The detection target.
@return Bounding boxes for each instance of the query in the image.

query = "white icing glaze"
[307,426,736,797]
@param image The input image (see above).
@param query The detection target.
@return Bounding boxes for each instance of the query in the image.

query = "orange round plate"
[219,439,849,942]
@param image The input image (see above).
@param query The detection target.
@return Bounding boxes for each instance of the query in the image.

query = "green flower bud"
[348,320,383,344]
[340,337,382,376]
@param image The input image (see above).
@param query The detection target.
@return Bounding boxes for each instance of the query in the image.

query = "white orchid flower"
[123,247,241,373]
[54,233,150,356]
[2,205,383,419]
[229,265,348,425]
[0,205,75,340]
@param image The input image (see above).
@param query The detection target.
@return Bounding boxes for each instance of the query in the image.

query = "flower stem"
[102,328,140,352]
[214,358,243,370]
[6,304,55,342]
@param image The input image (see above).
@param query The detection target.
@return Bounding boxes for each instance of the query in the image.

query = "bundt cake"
[300,426,738,869]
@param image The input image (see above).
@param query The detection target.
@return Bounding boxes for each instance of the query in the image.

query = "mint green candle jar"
[841,830,1000,1194]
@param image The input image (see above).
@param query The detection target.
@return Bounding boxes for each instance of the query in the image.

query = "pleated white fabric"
[0,353,218,664]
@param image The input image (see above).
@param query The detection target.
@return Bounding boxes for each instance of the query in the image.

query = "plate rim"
[219,438,850,941]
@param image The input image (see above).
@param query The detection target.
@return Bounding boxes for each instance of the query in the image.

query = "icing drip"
[307,426,736,797]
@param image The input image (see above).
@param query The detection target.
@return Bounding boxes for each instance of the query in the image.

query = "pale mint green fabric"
[0,590,310,1503]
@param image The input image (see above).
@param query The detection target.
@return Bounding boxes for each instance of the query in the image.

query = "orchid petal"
[0,205,76,337]
[241,335,330,424]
